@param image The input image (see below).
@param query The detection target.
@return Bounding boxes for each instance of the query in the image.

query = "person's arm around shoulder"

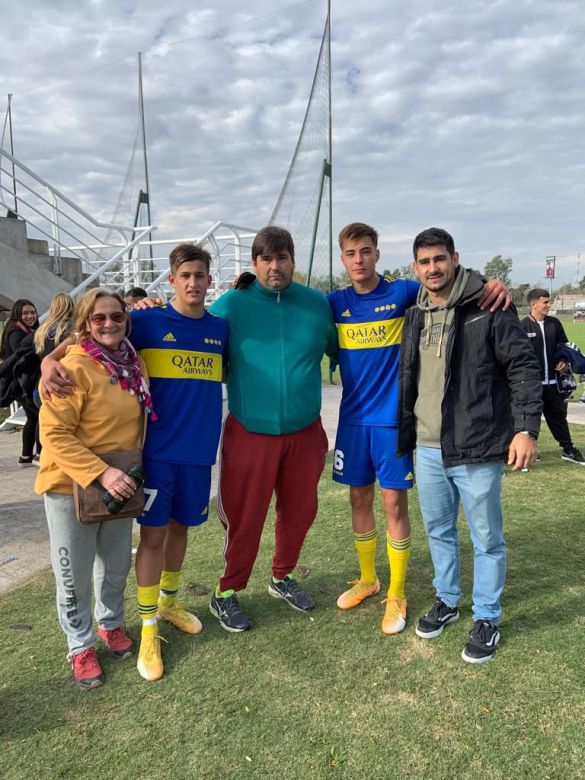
[478,278,511,312]
[131,296,164,310]
[40,337,75,397]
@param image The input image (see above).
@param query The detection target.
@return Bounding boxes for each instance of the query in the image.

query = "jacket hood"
[416,266,484,311]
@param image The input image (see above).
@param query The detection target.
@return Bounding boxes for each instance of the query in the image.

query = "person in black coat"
[0,298,41,465]
[520,289,584,465]
[398,227,542,665]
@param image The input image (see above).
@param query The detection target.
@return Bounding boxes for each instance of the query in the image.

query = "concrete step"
[0,217,78,311]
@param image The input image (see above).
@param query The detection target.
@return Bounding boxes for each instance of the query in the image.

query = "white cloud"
[1,0,585,284]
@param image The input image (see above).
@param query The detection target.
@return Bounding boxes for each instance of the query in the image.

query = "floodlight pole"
[138,52,153,260]
[307,158,330,285]
[7,93,17,213]
[327,0,333,292]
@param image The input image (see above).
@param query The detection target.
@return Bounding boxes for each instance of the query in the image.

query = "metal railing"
[0,148,257,308]
[67,222,257,303]
[0,146,154,294]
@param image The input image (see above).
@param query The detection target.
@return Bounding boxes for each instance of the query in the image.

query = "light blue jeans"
[415,447,506,623]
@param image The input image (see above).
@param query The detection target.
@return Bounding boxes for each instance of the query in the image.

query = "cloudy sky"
[2,0,585,285]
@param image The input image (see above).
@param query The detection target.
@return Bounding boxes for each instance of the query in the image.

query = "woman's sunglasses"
[89,312,127,325]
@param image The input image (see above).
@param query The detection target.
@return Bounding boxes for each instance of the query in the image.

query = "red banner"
[545,256,556,279]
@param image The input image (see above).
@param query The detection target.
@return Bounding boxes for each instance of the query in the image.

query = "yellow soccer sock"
[386,532,411,599]
[158,570,180,611]
[137,583,160,638]
[354,529,377,584]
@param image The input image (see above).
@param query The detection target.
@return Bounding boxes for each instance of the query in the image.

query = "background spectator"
[124,287,149,310]
[34,293,75,359]
[521,289,585,465]
[0,299,41,465]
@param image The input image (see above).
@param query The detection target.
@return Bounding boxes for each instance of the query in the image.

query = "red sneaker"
[97,626,133,661]
[71,647,104,689]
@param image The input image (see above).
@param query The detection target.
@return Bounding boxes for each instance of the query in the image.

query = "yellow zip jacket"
[35,344,146,496]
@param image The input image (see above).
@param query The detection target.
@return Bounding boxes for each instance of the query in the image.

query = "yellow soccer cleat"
[381,596,407,635]
[336,578,380,610]
[157,602,203,635]
[136,635,165,682]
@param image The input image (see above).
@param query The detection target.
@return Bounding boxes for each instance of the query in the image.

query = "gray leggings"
[44,492,133,655]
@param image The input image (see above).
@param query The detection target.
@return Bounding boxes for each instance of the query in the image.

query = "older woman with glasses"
[35,288,153,689]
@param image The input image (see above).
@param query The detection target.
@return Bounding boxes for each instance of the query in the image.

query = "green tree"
[557,280,585,295]
[510,283,530,308]
[484,255,513,287]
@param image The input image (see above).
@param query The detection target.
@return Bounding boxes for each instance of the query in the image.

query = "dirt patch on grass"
[396,636,436,662]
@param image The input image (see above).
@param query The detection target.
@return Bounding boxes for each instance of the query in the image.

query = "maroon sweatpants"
[217,414,328,592]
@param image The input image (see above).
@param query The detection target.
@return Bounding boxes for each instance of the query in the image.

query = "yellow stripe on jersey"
[336,318,404,350]
[140,348,222,381]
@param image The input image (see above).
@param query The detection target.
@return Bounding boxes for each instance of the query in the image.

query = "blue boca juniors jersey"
[130,305,228,465]
[327,276,419,426]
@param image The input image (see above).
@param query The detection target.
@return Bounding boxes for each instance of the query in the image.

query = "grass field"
[1,312,584,779]
[559,315,585,348]
[1,420,584,779]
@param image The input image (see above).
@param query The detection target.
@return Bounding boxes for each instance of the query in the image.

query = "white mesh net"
[269,10,332,291]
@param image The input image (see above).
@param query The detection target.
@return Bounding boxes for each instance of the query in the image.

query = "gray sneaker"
[209,591,252,632]
[268,576,315,612]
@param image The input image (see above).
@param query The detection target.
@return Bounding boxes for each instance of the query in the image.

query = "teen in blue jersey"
[328,223,418,635]
[41,243,227,682]
[328,223,509,635]
[131,244,227,681]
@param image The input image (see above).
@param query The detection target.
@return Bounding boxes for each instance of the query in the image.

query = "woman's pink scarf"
[80,336,157,420]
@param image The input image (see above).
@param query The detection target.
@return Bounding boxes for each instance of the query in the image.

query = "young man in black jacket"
[520,289,584,465]
[398,227,542,664]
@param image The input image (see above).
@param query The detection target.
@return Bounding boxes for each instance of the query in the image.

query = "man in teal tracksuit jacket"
[209,225,338,632]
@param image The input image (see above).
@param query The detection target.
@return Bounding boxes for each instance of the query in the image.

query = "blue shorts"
[138,458,212,527]
[332,423,414,490]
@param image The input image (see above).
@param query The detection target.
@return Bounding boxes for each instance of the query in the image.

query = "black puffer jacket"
[0,333,40,406]
[398,273,543,465]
